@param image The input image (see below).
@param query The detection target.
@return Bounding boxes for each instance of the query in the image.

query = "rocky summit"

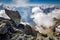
[0,9,60,40]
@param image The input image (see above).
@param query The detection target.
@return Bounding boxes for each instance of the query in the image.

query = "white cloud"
[31,7,55,28]
[5,0,29,7]
[31,7,60,33]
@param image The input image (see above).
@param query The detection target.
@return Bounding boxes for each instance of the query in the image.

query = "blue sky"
[29,0,60,4]
[0,0,60,4]
[0,0,12,3]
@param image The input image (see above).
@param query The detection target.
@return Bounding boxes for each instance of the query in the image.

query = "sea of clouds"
[31,6,60,33]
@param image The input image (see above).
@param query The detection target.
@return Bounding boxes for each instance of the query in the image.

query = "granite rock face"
[0,9,60,40]
[0,17,60,40]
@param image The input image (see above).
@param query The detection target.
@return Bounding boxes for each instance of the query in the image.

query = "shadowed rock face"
[18,24,25,29]
[5,9,21,26]
[18,24,37,36]
[0,19,60,40]
[0,18,37,40]
[0,9,21,40]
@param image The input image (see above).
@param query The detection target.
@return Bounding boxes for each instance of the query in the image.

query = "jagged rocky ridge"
[0,16,60,40]
[0,5,60,40]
